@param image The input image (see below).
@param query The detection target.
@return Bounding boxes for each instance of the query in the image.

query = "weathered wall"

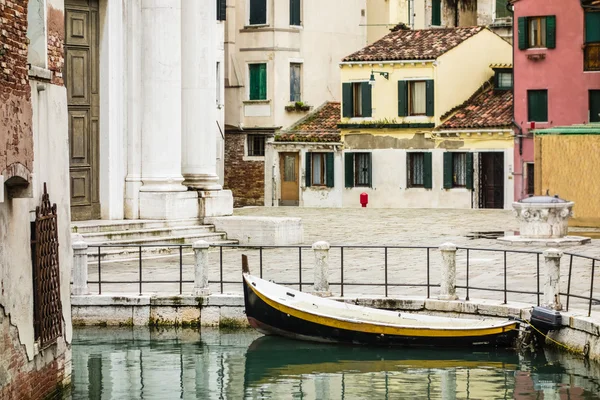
[535,135,600,227]
[224,132,265,207]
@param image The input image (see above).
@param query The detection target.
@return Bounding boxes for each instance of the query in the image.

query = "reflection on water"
[70,327,600,400]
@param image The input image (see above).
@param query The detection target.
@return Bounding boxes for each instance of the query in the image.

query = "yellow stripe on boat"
[247,278,519,338]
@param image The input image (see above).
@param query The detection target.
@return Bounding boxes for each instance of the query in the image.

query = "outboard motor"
[530,306,562,335]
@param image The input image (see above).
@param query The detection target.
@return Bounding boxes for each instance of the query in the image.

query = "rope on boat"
[517,318,580,354]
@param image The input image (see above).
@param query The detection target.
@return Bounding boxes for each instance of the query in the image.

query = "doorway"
[478,152,504,209]
[279,153,299,206]
[65,0,100,220]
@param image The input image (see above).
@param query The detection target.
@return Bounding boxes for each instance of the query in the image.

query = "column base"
[139,191,199,220]
[199,189,233,218]
[183,173,222,191]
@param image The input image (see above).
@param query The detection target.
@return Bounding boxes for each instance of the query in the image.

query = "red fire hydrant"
[360,192,368,208]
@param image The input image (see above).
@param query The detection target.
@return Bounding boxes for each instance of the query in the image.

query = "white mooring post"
[193,240,210,296]
[543,248,563,310]
[72,240,89,295]
[439,243,458,300]
[312,241,332,297]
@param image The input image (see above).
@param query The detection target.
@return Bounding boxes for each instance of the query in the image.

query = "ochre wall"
[535,135,600,227]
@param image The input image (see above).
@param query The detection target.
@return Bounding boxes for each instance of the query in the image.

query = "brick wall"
[0,0,34,174]
[224,132,265,207]
[0,307,68,400]
[47,5,64,86]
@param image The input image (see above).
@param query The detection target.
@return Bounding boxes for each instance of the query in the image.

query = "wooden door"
[479,152,504,209]
[279,153,299,206]
[65,0,100,220]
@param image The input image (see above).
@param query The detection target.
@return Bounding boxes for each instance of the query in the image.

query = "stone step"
[82,225,216,243]
[71,218,204,234]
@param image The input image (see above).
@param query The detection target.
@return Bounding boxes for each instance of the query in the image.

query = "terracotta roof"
[342,26,484,62]
[437,80,513,130]
[277,102,341,142]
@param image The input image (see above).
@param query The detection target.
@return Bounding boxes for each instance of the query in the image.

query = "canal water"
[70,327,600,399]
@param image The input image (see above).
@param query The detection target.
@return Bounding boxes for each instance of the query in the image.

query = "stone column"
[543,249,563,310]
[193,240,210,296]
[139,0,198,220]
[312,241,332,297]
[439,243,458,300]
[72,240,89,295]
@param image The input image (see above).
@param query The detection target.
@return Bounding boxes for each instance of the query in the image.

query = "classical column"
[139,0,198,219]
[181,0,221,190]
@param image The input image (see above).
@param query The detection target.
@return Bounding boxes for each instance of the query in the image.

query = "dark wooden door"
[479,152,504,209]
[65,0,100,220]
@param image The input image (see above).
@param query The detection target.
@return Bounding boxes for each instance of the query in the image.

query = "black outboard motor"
[530,306,562,335]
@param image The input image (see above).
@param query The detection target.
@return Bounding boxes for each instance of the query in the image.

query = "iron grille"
[33,183,63,347]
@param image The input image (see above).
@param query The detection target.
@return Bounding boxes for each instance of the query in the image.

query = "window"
[305,153,333,187]
[526,163,535,195]
[217,0,227,21]
[495,0,510,19]
[432,0,441,26]
[248,63,267,100]
[585,12,600,71]
[247,134,265,157]
[290,63,302,102]
[407,152,432,189]
[344,153,372,188]
[398,80,434,117]
[249,0,267,25]
[590,91,600,122]
[518,16,556,50]
[290,0,301,26]
[443,152,473,189]
[495,70,513,90]
[342,82,372,118]
[528,90,548,122]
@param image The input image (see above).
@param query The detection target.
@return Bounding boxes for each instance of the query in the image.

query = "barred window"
[247,134,265,157]
[354,153,370,187]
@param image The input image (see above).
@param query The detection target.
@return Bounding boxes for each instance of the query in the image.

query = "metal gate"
[32,183,63,347]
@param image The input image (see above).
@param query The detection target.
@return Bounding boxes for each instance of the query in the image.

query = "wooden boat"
[242,257,520,348]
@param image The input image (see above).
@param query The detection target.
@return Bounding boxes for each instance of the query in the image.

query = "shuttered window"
[249,63,267,100]
[443,152,473,189]
[585,12,600,71]
[305,153,333,187]
[342,82,372,118]
[290,0,301,26]
[344,153,371,188]
[407,153,432,189]
[518,16,556,50]
[495,0,509,19]
[590,90,600,122]
[398,80,434,117]
[249,0,267,25]
[432,0,441,26]
[217,0,227,21]
[528,90,548,122]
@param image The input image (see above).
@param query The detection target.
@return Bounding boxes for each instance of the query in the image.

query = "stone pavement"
[85,207,600,314]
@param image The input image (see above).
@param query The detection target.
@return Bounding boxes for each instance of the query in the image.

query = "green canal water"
[70,327,600,399]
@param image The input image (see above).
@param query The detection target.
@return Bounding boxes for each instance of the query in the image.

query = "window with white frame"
[249,0,267,25]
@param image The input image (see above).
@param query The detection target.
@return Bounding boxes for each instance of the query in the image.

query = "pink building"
[513,0,600,200]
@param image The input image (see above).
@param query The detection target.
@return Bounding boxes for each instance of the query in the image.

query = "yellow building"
[534,124,600,227]
[339,26,514,208]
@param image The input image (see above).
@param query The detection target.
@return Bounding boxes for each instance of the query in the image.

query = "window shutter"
[249,65,259,100]
[258,63,267,100]
[398,81,408,117]
[305,152,312,188]
[345,153,355,188]
[361,82,372,118]
[326,153,334,188]
[367,153,373,188]
[466,153,474,190]
[546,15,556,49]
[342,83,354,118]
[426,80,435,117]
[518,17,528,50]
[432,0,441,25]
[443,152,453,189]
[585,12,600,43]
[528,90,548,122]
[250,0,267,25]
[423,152,433,189]
[290,0,301,25]
[217,0,227,21]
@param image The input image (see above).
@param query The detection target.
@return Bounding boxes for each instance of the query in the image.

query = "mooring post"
[439,243,458,300]
[543,248,563,310]
[193,240,210,296]
[72,239,90,295]
[312,241,332,297]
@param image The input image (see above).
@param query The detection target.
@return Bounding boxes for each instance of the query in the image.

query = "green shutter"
[432,0,441,26]
[426,80,435,117]
[361,82,372,118]
[466,153,474,190]
[585,12,600,43]
[398,80,408,117]
[496,0,509,19]
[305,152,312,188]
[290,0,301,25]
[249,64,266,100]
[217,0,227,21]
[342,83,353,118]
[344,153,355,188]
[258,63,267,100]
[546,15,556,49]
[590,90,600,122]
[250,0,267,25]
[367,153,372,188]
[423,152,432,189]
[518,17,528,50]
[326,153,334,187]
[443,152,453,189]
[528,90,548,122]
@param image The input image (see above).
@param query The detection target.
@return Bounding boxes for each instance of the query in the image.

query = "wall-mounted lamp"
[369,70,389,86]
